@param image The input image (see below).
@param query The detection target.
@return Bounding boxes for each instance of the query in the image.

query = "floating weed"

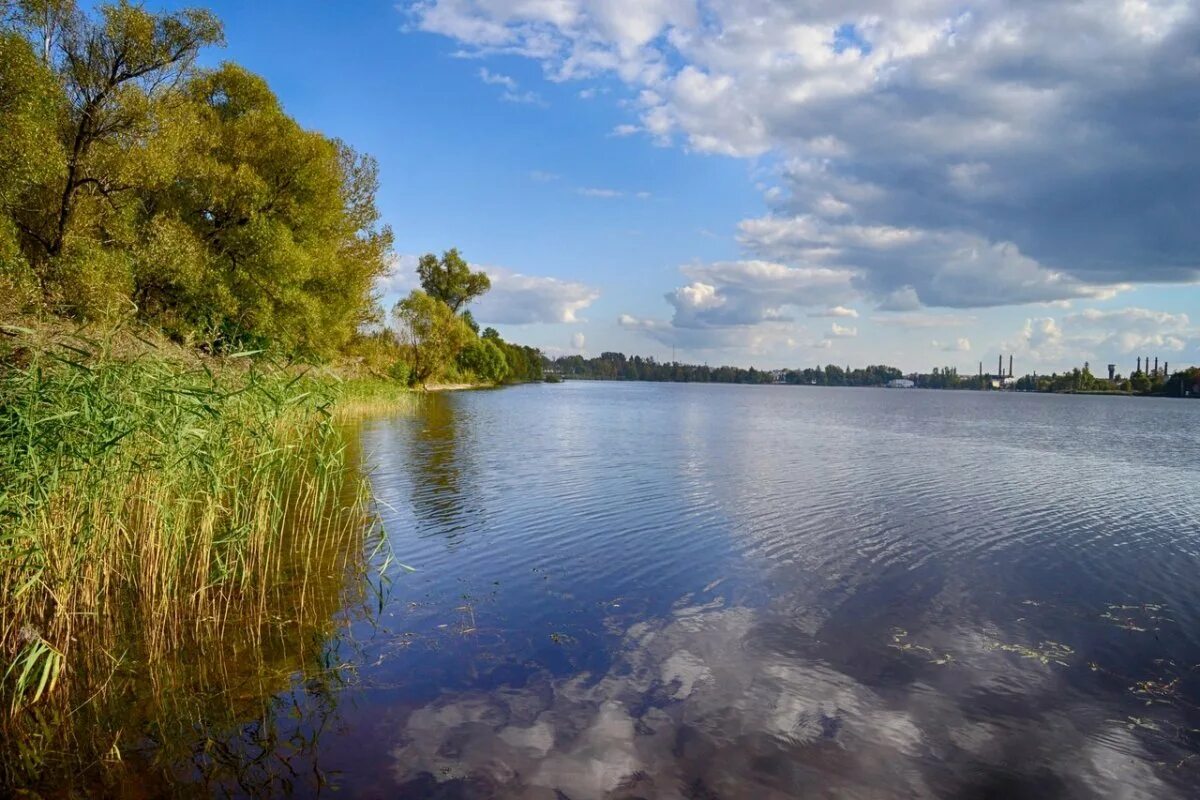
[1100,603,1173,632]
[889,629,954,666]
[987,640,1074,667]
[1132,677,1182,706]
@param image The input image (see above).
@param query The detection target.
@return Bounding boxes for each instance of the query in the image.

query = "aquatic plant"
[0,325,383,791]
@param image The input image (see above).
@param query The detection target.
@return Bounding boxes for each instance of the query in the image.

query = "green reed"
[0,325,375,726]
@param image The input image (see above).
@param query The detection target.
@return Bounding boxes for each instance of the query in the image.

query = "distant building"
[886,378,916,389]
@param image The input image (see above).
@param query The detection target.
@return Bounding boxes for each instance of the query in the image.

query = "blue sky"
[160,0,1199,374]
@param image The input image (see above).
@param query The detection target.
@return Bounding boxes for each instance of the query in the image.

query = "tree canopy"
[416,248,490,313]
[0,0,392,357]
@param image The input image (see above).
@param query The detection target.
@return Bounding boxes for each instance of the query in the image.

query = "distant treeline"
[548,353,903,386]
[548,354,1200,397]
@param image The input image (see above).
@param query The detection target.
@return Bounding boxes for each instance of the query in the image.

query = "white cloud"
[1003,317,1068,366]
[1064,306,1193,355]
[374,254,419,299]
[933,337,972,352]
[808,305,858,318]
[738,213,1129,310]
[478,67,516,90]
[611,124,641,137]
[477,66,544,105]
[571,331,586,350]
[472,268,601,324]
[529,170,560,182]
[829,322,857,338]
[412,0,1200,311]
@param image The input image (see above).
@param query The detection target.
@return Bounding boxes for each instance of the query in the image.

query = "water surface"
[299,382,1200,798]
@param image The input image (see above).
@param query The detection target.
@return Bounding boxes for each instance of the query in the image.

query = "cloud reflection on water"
[388,599,1180,799]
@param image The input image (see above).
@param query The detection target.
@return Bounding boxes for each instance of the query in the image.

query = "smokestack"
[1009,355,1013,378]
[1155,357,1159,375]
[1165,361,1169,376]
[998,354,1003,379]
[1137,357,1142,374]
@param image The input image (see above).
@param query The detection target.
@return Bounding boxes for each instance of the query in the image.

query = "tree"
[12,2,223,269]
[457,338,508,383]
[142,63,393,354]
[0,28,62,305]
[393,290,473,386]
[416,248,490,313]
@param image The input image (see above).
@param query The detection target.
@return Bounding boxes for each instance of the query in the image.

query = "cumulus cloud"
[1065,307,1193,355]
[618,259,860,354]
[410,0,1200,312]
[471,269,600,324]
[933,337,972,352]
[739,213,1129,310]
[667,260,856,327]
[999,306,1197,370]
[376,257,599,326]
[571,331,586,350]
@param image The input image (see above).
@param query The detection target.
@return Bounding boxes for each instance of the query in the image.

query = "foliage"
[457,338,509,383]
[393,290,474,386]
[416,247,491,313]
[0,2,392,356]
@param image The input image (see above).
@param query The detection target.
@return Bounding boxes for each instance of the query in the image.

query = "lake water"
[280,381,1199,799]
[82,381,1196,798]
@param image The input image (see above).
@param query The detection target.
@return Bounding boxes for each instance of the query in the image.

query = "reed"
[0,324,378,766]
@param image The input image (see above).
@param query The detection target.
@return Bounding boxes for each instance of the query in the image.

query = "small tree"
[416,248,490,312]
[393,290,472,387]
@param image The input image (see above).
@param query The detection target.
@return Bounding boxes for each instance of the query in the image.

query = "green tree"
[12,2,223,268]
[0,28,62,306]
[416,248,490,312]
[393,290,473,386]
[457,338,509,383]
[141,63,393,354]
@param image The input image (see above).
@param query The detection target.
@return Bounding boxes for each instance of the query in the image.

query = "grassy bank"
[0,323,405,789]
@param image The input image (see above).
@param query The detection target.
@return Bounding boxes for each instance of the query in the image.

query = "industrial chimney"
[998,355,1003,379]
[1137,357,1142,374]
[1009,355,1013,378]
[1108,364,1116,381]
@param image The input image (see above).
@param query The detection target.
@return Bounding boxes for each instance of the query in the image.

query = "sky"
[163,0,1198,374]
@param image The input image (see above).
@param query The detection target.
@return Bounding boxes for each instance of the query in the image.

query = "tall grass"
[0,325,385,790]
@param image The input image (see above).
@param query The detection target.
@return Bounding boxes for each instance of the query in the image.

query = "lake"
[80,381,1200,797]
[286,381,1196,799]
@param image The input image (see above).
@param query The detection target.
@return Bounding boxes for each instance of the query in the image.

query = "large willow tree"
[0,0,393,357]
